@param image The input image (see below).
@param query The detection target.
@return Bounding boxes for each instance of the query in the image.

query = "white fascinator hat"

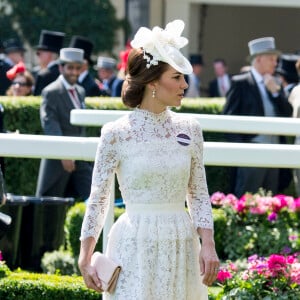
[131,19,193,75]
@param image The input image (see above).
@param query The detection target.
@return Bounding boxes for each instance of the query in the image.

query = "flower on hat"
[6,61,26,80]
[131,20,192,74]
[117,46,131,72]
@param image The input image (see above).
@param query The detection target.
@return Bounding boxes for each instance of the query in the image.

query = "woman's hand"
[78,260,103,293]
[78,238,101,292]
[198,238,220,286]
[61,159,76,173]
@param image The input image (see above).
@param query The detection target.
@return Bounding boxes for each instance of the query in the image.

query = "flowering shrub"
[211,191,300,260]
[0,251,10,279]
[214,253,300,300]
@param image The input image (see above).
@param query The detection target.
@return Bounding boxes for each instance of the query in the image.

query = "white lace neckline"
[134,107,170,123]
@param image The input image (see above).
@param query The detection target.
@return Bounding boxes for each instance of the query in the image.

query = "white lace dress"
[81,108,214,300]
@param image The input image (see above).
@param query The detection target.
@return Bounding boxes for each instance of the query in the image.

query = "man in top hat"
[33,30,65,95]
[95,56,118,96]
[223,37,292,197]
[69,35,103,96]
[0,57,11,95]
[184,54,204,97]
[209,58,231,97]
[35,47,93,265]
[276,54,300,97]
[0,38,25,95]
[36,47,92,199]
[2,38,26,67]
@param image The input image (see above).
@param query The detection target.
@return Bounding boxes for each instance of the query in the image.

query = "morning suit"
[0,58,12,95]
[111,77,124,97]
[184,73,200,97]
[0,104,5,175]
[33,62,60,96]
[36,76,92,198]
[33,76,93,269]
[223,70,292,197]
[101,75,118,96]
[78,71,104,96]
[209,74,231,97]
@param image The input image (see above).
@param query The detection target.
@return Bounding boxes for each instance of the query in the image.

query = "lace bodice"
[80,108,213,242]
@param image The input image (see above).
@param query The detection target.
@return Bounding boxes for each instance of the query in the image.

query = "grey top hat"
[95,56,116,69]
[248,37,281,60]
[59,48,84,64]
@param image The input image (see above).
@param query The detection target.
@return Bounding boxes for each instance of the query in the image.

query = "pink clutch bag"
[91,251,121,293]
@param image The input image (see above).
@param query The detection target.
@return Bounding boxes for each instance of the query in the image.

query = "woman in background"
[6,70,34,96]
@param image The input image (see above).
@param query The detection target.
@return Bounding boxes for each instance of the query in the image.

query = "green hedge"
[0,269,101,300]
[0,96,230,196]
[0,262,219,299]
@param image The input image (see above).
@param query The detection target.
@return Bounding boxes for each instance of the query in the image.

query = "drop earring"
[152,89,156,98]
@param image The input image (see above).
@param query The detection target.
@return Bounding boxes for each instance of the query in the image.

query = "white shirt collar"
[47,60,58,69]
[251,66,264,84]
[78,70,88,83]
[59,74,78,90]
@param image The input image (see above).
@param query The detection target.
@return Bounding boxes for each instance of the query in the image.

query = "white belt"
[125,202,185,214]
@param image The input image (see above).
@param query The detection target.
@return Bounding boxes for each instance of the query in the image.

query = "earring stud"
[152,89,156,98]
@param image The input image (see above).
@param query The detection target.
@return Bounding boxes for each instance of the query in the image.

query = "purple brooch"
[176,133,191,146]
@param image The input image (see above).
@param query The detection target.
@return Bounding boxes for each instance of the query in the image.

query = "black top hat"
[69,36,94,64]
[276,54,300,83]
[3,38,26,54]
[189,54,204,66]
[36,30,65,54]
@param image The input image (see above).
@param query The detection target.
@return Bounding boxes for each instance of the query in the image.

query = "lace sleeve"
[186,118,214,230]
[80,122,119,241]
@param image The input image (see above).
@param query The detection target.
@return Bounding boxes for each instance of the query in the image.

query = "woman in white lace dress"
[78,20,219,300]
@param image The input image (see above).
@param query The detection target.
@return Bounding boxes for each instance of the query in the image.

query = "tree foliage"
[0,0,125,53]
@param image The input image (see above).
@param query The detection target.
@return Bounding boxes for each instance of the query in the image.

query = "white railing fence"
[71,109,300,135]
[1,110,300,250]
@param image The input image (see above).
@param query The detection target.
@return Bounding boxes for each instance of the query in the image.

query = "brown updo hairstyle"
[122,48,169,108]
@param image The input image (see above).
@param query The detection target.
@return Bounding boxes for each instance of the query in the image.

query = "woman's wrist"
[197,228,216,245]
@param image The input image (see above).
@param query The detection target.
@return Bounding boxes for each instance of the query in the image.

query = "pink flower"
[290,262,300,284]
[222,194,238,207]
[267,212,278,221]
[289,234,298,242]
[217,269,232,283]
[248,254,259,262]
[293,198,300,212]
[273,194,291,212]
[211,192,226,206]
[286,255,297,264]
[228,262,238,272]
[0,251,2,261]
[235,198,246,213]
[267,254,287,276]
[241,270,249,280]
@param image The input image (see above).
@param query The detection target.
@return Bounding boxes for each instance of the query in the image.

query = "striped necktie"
[69,88,81,109]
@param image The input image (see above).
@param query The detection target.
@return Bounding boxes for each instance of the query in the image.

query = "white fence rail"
[71,109,300,136]
[1,110,300,251]
[1,133,300,168]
